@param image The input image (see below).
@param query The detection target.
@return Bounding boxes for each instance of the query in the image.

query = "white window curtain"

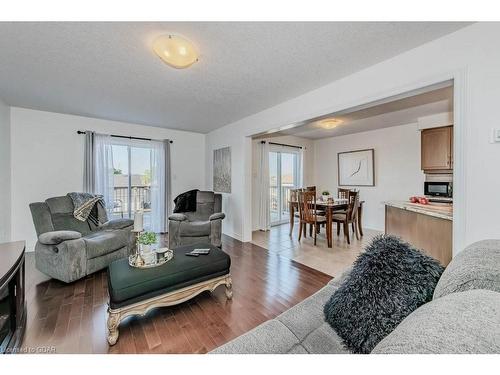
[150,140,167,233]
[92,134,170,232]
[164,140,172,220]
[94,133,115,214]
[257,141,271,231]
[298,147,305,187]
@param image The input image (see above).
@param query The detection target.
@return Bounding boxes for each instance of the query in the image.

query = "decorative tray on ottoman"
[129,247,173,269]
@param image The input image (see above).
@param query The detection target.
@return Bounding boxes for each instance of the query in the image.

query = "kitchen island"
[385,201,452,265]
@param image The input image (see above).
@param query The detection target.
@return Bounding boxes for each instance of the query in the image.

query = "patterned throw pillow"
[323,235,444,354]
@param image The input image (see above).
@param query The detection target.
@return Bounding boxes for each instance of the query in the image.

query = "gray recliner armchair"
[168,191,225,249]
[30,195,135,283]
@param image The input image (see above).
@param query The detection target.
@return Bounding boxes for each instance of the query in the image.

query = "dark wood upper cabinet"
[421,125,453,171]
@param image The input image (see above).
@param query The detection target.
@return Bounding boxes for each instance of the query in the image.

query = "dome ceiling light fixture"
[152,34,199,69]
[317,118,344,130]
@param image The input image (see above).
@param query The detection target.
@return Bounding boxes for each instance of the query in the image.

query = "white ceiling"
[0,22,469,133]
[269,86,453,139]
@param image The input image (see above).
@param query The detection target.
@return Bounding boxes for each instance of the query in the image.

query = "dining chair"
[305,186,326,234]
[291,188,306,235]
[290,188,300,204]
[297,191,329,246]
[336,187,350,215]
[332,190,360,244]
[291,188,302,217]
[338,187,350,200]
[292,187,324,236]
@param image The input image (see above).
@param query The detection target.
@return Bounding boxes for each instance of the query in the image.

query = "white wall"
[417,112,453,130]
[205,22,500,252]
[10,108,206,250]
[0,99,11,243]
[251,135,315,231]
[313,123,425,231]
[205,129,252,241]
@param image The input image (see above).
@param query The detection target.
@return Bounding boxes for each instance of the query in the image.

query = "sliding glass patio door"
[110,142,153,228]
[269,148,301,226]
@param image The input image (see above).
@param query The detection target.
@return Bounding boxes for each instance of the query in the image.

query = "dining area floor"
[252,222,382,277]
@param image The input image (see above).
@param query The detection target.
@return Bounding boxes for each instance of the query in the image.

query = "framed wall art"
[213,146,231,193]
[337,149,375,186]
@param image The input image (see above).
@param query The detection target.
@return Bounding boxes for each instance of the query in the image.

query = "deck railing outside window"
[111,186,151,218]
[270,184,294,220]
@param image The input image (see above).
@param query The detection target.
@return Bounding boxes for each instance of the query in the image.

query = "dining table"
[288,199,365,248]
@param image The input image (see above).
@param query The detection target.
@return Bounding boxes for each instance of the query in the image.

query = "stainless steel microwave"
[424,181,452,198]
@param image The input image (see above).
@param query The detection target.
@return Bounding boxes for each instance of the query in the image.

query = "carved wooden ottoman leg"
[225,276,233,300]
[107,310,120,345]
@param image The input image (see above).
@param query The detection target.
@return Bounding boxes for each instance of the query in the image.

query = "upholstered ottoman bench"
[106,243,232,345]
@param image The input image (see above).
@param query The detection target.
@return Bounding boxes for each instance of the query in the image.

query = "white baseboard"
[222,230,244,242]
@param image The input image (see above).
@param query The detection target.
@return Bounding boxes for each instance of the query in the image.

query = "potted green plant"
[137,232,157,254]
[321,190,331,201]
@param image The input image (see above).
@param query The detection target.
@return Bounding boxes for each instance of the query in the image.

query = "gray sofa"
[212,239,500,354]
[30,195,135,283]
[168,191,225,249]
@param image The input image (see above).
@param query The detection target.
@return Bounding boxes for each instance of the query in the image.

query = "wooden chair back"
[292,187,312,202]
[346,190,360,221]
[298,190,317,223]
[338,188,350,200]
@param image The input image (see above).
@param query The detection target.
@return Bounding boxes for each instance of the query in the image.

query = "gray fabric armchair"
[30,195,135,283]
[168,191,225,249]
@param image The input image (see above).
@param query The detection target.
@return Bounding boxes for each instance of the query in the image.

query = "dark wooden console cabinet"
[0,241,26,354]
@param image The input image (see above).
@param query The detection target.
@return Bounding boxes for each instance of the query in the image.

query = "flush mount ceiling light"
[152,34,198,69]
[317,118,344,130]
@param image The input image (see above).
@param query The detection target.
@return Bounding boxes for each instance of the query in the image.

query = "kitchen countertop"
[384,200,453,221]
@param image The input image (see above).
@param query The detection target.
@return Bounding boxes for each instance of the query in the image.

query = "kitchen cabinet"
[385,205,452,265]
[421,126,453,171]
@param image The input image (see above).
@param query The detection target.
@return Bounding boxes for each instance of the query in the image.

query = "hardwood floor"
[21,235,331,354]
[252,221,382,277]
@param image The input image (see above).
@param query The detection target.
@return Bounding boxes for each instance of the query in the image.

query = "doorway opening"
[249,79,457,277]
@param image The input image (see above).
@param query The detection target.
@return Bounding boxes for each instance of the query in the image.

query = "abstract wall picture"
[213,147,231,193]
[338,149,375,186]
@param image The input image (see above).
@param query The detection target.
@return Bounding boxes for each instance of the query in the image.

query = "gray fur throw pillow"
[323,235,444,354]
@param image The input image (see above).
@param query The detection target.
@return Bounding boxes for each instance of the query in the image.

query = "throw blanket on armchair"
[173,189,199,213]
[68,192,107,225]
